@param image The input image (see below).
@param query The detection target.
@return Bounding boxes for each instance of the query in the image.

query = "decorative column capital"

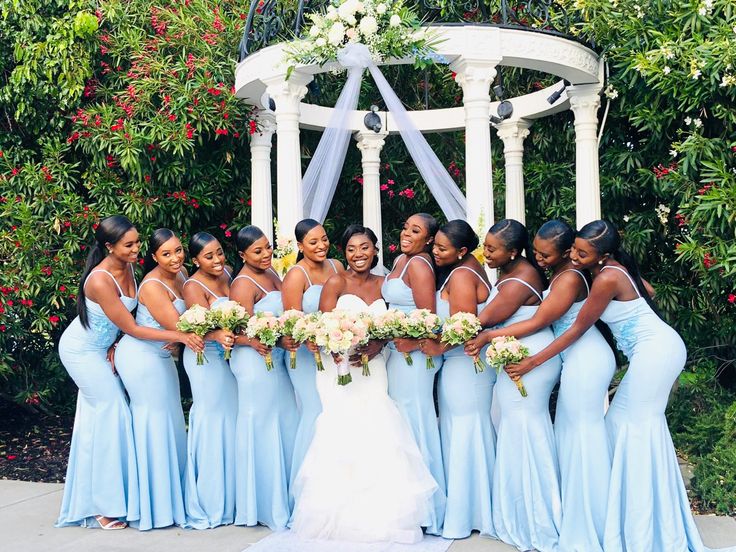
[450,58,499,102]
[355,130,388,160]
[250,110,276,146]
[567,83,602,122]
[263,72,312,112]
[495,119,532,154]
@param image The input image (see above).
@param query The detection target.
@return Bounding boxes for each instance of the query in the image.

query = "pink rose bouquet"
[206,300,249,360]
[486,336,530,397]
[278,309,306,369]
[401,309,442,369]
[315,310,370,385]
[292,312,324,371]
[440,312,485,373]
[176,304,213,365]
[245,311,282,371]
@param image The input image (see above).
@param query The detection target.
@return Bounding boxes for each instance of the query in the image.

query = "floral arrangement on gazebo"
[286,0,437,68]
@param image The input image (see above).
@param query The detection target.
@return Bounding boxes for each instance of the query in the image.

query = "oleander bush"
[0,0,734,454]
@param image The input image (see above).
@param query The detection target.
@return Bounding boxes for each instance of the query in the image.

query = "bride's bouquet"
[441,312,485,373]
[279,309,306,369]
[366,309,405,374]
[245,311,282,371]
[315,310,370,385]
[293,312,325,371]
[206,300,249,360]
[176,304,213,365]
[486,336,530,397]
[401,309,442,369]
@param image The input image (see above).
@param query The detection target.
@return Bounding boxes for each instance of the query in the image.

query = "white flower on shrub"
[655,204,671,225]
[389,14,402,27]
[663,66,671,75]
[720,74,736,87]
[604,84,619,99]
[359,15,378,35]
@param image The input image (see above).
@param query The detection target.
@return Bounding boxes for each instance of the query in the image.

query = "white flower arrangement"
[271,220,297,278]
[286,0,438,69]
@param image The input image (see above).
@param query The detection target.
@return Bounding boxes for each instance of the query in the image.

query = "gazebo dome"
[233,0,604,265]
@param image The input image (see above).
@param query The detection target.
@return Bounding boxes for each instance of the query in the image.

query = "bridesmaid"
[280,219,342,508]
[381,212,446,535]
[181,232,238,529]
[417,220,494,539]
[468,219,615,551]
[115,229,191,531]
[229,225,297,530]
[57,215,202,530]
[464,219,562,552]
[506,220,718,552]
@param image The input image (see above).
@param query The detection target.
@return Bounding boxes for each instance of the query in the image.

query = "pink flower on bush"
[389,244,397,253]
[728,293,736,304]
[399,188,415,199]
[49,315,60,325]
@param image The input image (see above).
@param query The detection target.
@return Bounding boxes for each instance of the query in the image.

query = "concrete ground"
[2,480,735,552]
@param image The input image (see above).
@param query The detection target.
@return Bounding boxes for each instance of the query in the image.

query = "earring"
[598,260,604,265]
[194,262,200,267]
[510,255,516,261]
[107,248,112,254]
[458,255,463,260]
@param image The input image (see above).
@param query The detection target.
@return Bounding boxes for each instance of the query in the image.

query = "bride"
[290,224,439,544]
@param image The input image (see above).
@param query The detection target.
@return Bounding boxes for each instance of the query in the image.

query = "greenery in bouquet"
[271,220,297,278]
[176,304,213,365]
[486,335,530,397]
[441,312,484,373]
[245,311,282,370]
[292,311,325,371]
[279,309,306,369]
[401,308,441,369]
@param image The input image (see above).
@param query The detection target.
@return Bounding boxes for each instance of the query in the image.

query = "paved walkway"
[2,480,735,552]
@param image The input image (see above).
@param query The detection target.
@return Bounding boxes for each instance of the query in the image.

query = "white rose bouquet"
[440,312,485,373]
[278,309,306,369]
[401,309,442,369]
[486,336,530,397]
[292,311,325,371]
[315,309,370,385]
[176,304,213,365]
[365,308,405,373]
[245,311,282,371]
[206,300,249,360]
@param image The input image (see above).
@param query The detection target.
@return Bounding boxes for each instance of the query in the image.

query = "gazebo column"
[452,59,498,232]
[249,110,276,243]
[263,72,313,239]
[496,119,531,224]
[356,129,388,272]
[567,83,603,228]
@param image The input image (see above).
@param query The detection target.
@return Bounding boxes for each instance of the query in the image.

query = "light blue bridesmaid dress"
[382,254,446,535]
[436,266,495,539]
[490,277,562,552]
[283,261,336,511]
[600,266,716,552]
[115,277,188,530]
[56,268,139,527]
[229,275,297,530]
[547,270,615,552]
[182,277,237,529]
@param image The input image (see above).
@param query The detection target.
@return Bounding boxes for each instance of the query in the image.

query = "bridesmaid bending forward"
[115,229,191,531]
[280,218,342,510]
[418,220,494,540]
[229,225,297,530]
[181,233,238,529]
[381,212,446,536]
[57,216,201,530]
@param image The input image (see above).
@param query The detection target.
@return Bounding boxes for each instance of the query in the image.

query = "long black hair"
[577,220,661,317]
[536,219,575,254]
[434,219,479,289]
[235,225,267,273]
[294,218,322,263]
[488,218,547,287]
[77,215,135,329]
[188,232,219,275]
[142,228,177,276]
[340,224,379,269]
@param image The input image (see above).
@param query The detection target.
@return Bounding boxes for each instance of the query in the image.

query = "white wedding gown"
[291,294,439,544]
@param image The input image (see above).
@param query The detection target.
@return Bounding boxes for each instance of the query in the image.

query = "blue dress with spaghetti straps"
[600,266,720,551]
[381,255,446,535]
[56,268,140,527]
[546,270,615,552]
[283,261,336,512]
[115,277,188,530]
[436,266,495,539]
[182,276,238,529]
[490,277,563,552]
[229,274,297,530]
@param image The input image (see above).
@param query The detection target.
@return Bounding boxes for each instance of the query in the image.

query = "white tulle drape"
[301,43,467,223]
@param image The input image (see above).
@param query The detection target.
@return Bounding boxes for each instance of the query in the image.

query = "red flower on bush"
[41,266,52,276]
[399,188,415,199]
[249,120,257,135]
[0,325,6,332]
[728,293,736,304]
[703,253,716,269]
[215,128,228,136]
[388,244,397,253]
[49,315,60,325]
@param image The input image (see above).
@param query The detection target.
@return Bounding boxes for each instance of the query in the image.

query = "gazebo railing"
[238,0,586,62]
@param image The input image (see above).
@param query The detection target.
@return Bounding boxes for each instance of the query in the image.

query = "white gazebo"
[234,10,604,262]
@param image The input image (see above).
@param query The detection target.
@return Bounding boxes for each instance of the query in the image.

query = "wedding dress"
[290,294,439,544]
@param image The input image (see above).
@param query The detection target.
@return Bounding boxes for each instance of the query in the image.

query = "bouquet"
[365,309,405,375]
[486,336,530,397]
[245,311,282,371]
[271,220,297,278]
[176,304,213,365]
[206,300,249,360]
[401,309,442,369]
[279,309,306,369]
[314,310,370,385]
[292,312,325,371]
[441,312,485,373]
